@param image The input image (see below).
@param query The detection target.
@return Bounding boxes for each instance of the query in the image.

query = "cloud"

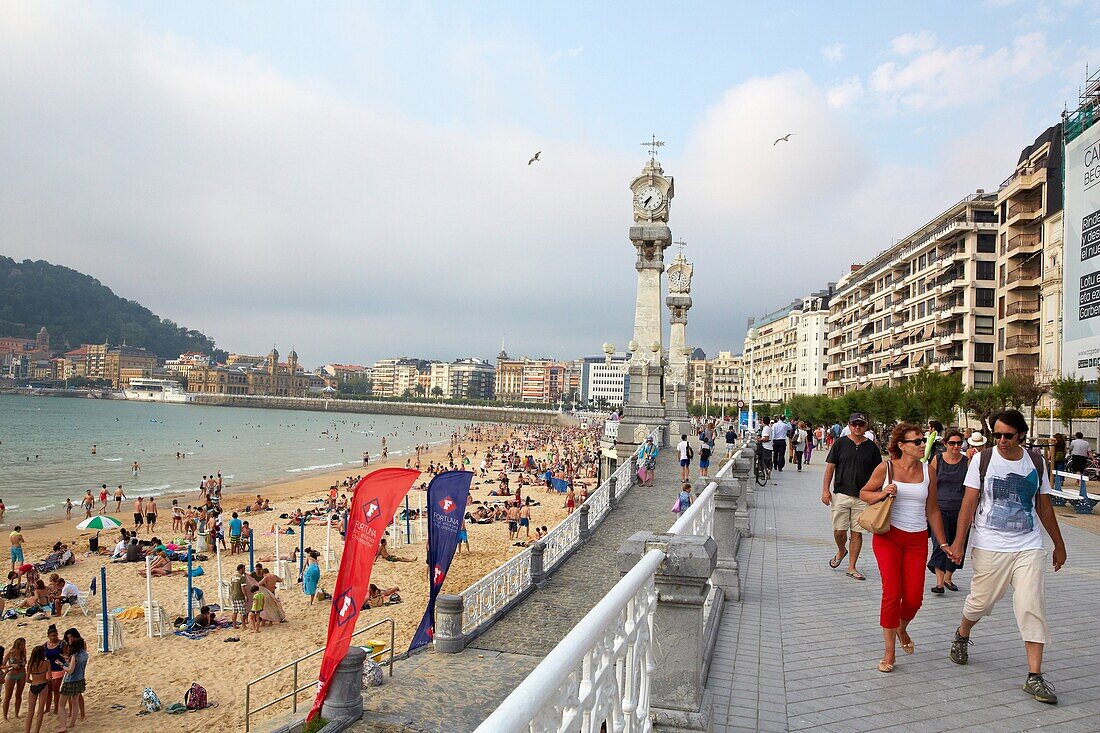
[870,32,1055,111]
[826,76,864,109]
[821,43,845,62]
[548,46,584,61]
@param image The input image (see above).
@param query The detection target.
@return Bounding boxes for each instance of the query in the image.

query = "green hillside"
[0,256,219,358]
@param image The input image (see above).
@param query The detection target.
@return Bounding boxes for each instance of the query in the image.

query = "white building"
[744,289,833,403]
[429,362,451,396]
[581,354,628,408]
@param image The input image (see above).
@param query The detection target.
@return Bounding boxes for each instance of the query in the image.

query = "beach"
[0,422,597,732]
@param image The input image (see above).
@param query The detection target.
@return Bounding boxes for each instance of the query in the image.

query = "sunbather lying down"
[138,551,172,577]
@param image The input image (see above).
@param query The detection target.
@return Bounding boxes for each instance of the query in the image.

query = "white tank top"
[886,461,929,533]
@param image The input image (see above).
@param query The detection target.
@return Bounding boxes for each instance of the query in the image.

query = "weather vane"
[674,238,687,257]
[640,134,665,159]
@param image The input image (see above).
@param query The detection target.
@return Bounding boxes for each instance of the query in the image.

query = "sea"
[0,393,472,525]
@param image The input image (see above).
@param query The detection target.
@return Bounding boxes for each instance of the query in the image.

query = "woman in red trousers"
[860,423,956,673]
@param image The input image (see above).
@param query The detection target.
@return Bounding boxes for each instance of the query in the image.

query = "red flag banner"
[307,467,419,721]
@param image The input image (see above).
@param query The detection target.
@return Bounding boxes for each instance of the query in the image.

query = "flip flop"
[878,660,894,673]
[829,550,848,569]
[846,570,866,581]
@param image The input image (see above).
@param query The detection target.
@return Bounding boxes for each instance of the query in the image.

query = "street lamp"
[747,326,759,433]
[602,342,615,365]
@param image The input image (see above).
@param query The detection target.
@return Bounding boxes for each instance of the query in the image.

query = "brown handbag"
[857,460,894,535]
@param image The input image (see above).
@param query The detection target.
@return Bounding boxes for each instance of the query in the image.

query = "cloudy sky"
[3,1,1097,366]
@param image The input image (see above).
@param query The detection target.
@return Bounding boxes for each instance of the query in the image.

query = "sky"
[3,1,1098,367]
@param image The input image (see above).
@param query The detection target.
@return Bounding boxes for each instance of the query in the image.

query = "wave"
[285,462,345,473]
[314,448,327,451]
[32,504,57,512]
[102,457,123,462]
[142,484,172,493]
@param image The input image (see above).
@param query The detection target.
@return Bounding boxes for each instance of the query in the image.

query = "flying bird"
[773,133,794,146]
[528,151,542,165]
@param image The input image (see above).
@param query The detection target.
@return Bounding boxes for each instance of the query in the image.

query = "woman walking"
[860,423,954,673]
[928,429,969,594]
[635,436,659,487]
[803,422,814,465]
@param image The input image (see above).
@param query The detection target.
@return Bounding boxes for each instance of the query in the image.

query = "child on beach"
[250,589,265,633]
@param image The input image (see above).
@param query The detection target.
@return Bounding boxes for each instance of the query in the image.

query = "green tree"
[1050,375,1088,432]
[430,386,444,399]
[1001,371,1049,436]
[899,368,963,425]
[960,382,1017,436]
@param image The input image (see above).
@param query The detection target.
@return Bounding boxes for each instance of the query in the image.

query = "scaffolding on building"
[1064,65,1100,145]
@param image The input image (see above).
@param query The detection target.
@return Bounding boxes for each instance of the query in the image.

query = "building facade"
[745,290,832,403]
[580,354,629,408]
[709,351,743,406]
[825,191,999,396]
[448,358,495,400]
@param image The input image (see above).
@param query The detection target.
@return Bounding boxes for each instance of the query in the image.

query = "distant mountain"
[0,255,220,358]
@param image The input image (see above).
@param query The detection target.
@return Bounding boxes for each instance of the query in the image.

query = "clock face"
[635,185,663,211]
[669,269,689,291]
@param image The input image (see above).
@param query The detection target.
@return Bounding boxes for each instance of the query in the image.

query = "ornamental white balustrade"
[477,443,746,732]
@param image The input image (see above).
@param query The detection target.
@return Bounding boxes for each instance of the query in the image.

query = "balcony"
[1004,334,1039,350]
[1006,232,1041,253]
[1005,300,1040,321]
[999,165,1044,194]
[1006,264,1041,289]
[1007,199,1042,225]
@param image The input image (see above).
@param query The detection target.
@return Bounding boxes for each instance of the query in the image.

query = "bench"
[1050,470,1100,513]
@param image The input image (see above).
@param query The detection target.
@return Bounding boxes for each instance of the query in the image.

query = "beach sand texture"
[0,427,590,732]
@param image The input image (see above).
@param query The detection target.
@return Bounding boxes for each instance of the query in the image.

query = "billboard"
[1063,124,1100,376]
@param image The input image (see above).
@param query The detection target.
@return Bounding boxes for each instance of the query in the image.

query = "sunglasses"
[849,422,867,428]
[899,437,927,445]
[946,440,964,446]
[991,431,1017,440]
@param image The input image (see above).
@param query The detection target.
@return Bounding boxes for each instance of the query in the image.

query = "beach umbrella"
[76,515,123,531]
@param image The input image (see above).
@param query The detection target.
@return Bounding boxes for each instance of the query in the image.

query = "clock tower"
[665,243,693,430]
[615,137,674,466]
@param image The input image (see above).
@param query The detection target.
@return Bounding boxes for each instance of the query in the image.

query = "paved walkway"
[349,444,693,732]
[706,456,1100,733]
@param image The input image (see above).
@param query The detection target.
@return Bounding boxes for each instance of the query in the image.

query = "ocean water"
[0,394,470,524]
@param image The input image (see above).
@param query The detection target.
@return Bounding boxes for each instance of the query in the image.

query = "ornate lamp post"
[747,327,758,432]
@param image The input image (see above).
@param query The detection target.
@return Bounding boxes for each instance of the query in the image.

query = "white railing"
[478,442,746,731]
[475,549,662,733]
[459,428,658,637]
[460,547,532,636]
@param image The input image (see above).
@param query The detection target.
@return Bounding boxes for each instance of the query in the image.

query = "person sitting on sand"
[138,550,171,577]
[366,583,400,608]
[193,605,217,629]
[376,539,415,563]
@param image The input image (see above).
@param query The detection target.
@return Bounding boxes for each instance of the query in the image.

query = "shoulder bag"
[857,460,894,535]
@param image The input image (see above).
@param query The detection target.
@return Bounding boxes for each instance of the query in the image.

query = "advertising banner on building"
[408,470,473,652]
[1063,124,1100,376]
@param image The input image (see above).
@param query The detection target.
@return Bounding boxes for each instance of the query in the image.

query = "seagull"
[528,151,542,165]
[773,133,794,146]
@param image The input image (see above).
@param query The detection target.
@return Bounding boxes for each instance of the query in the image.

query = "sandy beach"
[0,423,596,732]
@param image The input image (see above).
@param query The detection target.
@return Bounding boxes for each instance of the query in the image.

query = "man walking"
[677,434,692,482]
[948,409,1067,704]
[725,424,737,459]
[759,418,774,474]
[821,413,881,581]
[1068,431,1089,488]
[771,416,790,472]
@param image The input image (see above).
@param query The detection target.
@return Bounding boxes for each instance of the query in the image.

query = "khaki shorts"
[830,493,869,532]
[963,547,1051,644]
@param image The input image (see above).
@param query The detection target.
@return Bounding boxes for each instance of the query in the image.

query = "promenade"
[707,455,1100,733]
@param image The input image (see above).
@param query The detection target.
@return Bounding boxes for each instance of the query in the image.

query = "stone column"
[618,532,717,731]
[712,455,747,602]
[432,595,465,654]
[608,476,619,508]
[321,645,366,722]
[578,504,591,541]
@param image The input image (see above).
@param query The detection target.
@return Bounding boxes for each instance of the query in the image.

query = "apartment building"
[745,291,831,403]
[495,349,571,403]
[688,358,711,407]
[370,358,419,397]
[580,354,628,408]
[826,191,999,396]
[429,362,451,396]
[709,351,743,406]
[994,123,1064,382]
[448,358,495,400]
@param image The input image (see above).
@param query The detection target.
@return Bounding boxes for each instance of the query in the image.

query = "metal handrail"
[244,617,395,732]
[667,445,741,536]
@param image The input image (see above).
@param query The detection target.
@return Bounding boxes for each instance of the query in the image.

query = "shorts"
[59,678,85,696]
[1070,455,1087,474]
[232,598,246,614]
[519,518,529,527]
[830,493,869,533]
[963,547,1051,644]
[134,513,144,525]
[10,547,23,564]
[146,513,156,524]
[700,459,711,469]
[679,458,689,467]
[508,521,518,532]
[457,530,468,542]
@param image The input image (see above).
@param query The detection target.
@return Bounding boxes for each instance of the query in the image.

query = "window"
[973,370,993,387]
[976,288,994,308]
[977,233,996,253]
[919,254,927,269]
[974,343,993,362]
[975,316,994,335]
[976,261,995,280]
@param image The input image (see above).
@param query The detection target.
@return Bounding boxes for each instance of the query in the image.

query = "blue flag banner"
[549,477,570,493]
[408,470,473,652]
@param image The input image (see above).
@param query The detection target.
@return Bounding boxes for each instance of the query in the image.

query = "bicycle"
[754,446,771,486]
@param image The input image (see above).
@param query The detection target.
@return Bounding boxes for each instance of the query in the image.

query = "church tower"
[268,347,280,376]
[614,137,674,466]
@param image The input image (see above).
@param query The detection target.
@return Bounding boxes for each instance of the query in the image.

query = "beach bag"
[671,497,682,514]
[687,445,694,460]
[184,682,208,710]
[857,461,894,535]
[362,660,385,688]
[142,687,162,712]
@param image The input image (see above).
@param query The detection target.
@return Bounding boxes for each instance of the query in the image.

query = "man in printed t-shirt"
[948,409,1067,705]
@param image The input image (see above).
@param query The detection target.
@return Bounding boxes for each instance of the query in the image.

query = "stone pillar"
[712,460,746,602]
[432,595,465,654]
[578,504,591,541]
[741,442,757,510]
[321,645,366,722]
[630,454,639,485]
[608,476,619,508]
[618,532,716,731]
[529,543,546,587]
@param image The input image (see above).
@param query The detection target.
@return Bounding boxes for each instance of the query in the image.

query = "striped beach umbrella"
[76,515,123,531]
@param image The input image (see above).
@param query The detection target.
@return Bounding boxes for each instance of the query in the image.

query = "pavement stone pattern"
[349,443,696,732]
[706,456,1100,733]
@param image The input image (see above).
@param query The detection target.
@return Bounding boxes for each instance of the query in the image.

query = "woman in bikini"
[23,645,48,733]
[2,636,27,720]
[42,626,64,715]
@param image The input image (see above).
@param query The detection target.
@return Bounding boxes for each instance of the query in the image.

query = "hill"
[0,256,220,358]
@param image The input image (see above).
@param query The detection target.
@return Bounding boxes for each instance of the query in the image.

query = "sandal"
[944,581,959,592]
[829,550,848,569]
[878,660,894,673]
[846,570,866,581]
[899,633,915,655]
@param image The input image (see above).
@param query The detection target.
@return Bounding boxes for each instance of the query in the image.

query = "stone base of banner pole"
[433,594,465,654]
[320,645,366,723]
